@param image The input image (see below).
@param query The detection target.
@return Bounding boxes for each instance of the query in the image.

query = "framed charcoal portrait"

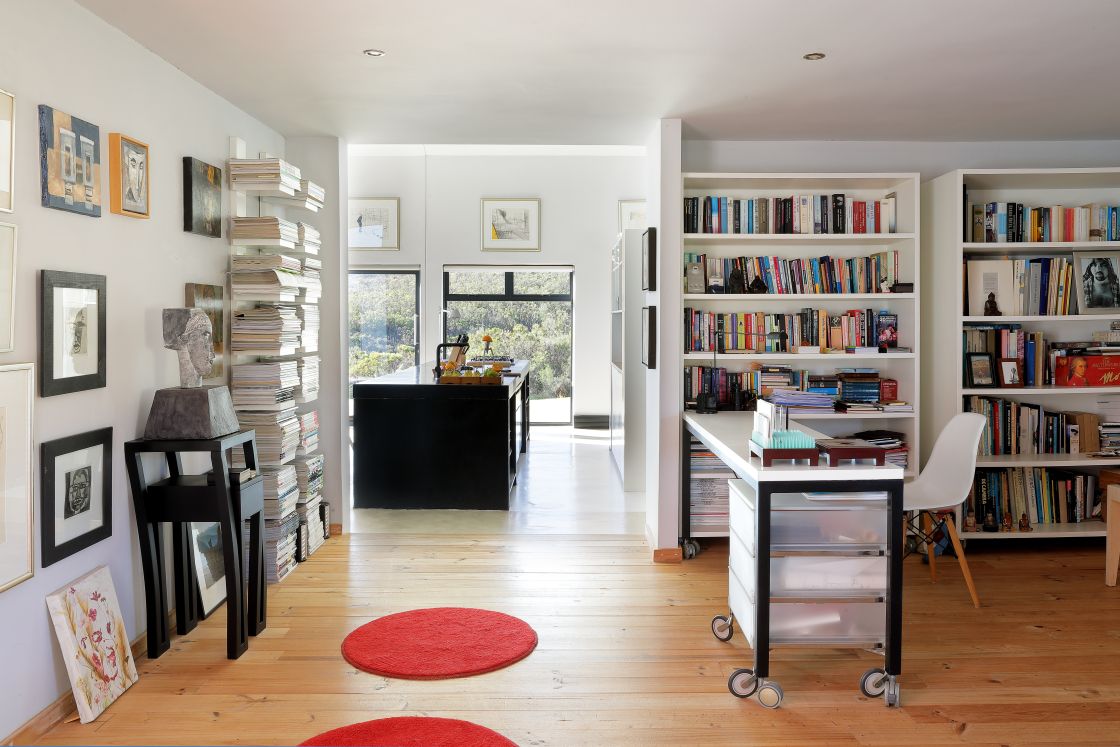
[183,157,222,237]
[1074,251,1120,314]
[108,133,149,219]
[40,427,112,567]
[40,270,107,397]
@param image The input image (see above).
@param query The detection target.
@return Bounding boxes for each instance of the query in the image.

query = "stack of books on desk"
[297,411,319,455]
[296,356,319,402]
[230,270,301,303]
[767,388,834,414]
[231,254,302,273]
[301,181,326,210]
[231,216,300,244]
[261,465,299,520]
[229,158,301,194]
[234,408,300,465]
[231,361,300,410]
[232,306,302,353]
[297,222,321,253]
[851,430,909,469]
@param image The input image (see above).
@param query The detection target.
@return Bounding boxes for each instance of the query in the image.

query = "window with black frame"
[348,269,420,398]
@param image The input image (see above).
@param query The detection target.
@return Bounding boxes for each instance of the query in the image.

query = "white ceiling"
[78,0,1120,144]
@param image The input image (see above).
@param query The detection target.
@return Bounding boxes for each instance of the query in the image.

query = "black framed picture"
[642,227,657,291]
[966,352,996,388]
[40,427,113,567]
[40,270,107,397]
[642,305,656,369]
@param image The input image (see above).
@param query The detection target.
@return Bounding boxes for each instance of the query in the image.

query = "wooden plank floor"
[33,533,1120,746]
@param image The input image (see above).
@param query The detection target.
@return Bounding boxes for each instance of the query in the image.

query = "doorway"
[348,270,420,414]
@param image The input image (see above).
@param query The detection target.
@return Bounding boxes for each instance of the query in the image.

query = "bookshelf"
[925,167,1120,541]
[678,173,921,542]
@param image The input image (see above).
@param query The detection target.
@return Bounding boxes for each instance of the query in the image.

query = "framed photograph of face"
[190,521,227,617]
[40,428,112,567]
[38,105,100,217]
[40,270,107,397]
[0,363,33,593]
[109,133,149,218]
[0,88,13,213]
[348,197,399,249]
[618,199,646,232]
[1074,251,1120,314]
[642,305,656,369]
[481,198,540,251]
[0,222,16,352]
[183,157,222,237]
[965,352,995,388]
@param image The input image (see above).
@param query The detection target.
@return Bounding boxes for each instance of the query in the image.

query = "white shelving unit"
[925,167,1120,541]
[678,173,922,539]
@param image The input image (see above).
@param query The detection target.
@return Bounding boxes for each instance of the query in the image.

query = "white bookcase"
[925,168,1120,541]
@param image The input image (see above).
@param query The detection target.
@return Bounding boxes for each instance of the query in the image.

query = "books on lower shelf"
[231,216,299,244]
[231,270,301,303]
[964,395,1102,456]
[969,468,1103,529]
[967,202,1120,243]
[231,361,300,409]
[689,437,731,531]
[965,258,1076,316]
[229,158,301,194]
[233,408,300,466]
[297,494,325,560]
[684,364,911,414]
[683,250,900,295]
[232,305,302,354]
[295,453,325,501]
[246,508,300,583]
[685,307,901,353]
[683,194,896,235]
[261,465,299,520]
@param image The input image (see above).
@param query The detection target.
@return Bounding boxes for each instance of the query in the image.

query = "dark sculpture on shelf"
[1001,513,1013,532]
[963,510,977,532]
[747,275,769,294]
[727,267,746,294]
[1018,513,1033,532]
[982,510,999,532]
[984,292,1002,316]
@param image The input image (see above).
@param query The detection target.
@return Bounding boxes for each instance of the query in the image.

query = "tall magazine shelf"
[678,173,921,552]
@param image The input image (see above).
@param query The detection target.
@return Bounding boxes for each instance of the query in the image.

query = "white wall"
[347,146,646,420]
[0,1,284,738]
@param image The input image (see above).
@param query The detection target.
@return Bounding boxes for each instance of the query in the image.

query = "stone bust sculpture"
[163,308,215,387]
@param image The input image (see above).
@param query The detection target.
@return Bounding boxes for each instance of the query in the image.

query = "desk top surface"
[683,411,903,484]
[354,360,529,388]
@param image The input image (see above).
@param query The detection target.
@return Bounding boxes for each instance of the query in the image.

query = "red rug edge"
[340,629,539,680]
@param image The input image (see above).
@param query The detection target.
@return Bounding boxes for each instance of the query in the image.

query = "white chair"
[905,412,985,608]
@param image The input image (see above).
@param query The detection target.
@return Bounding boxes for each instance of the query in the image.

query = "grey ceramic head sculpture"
[162,308,215,387]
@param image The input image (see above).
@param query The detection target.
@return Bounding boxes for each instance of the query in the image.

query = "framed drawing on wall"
[183,157,222,237]
[108,133,149,218]
[40,428,113,567]
[642,306,656,369]
[0,222,16,352]
[348,197,399,250]
[38,105,101,217]
[0,363,34,593]
[40,270,107,397]
[481,198,540,251]
[0,88,13,213]
[618,199,646,232]
[642,227,657,291]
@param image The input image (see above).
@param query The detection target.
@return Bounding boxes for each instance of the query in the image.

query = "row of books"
[962,326,1120,387]
[232,306,302,354]
[231,216,300,244]
[232,408,300,466]
[964,258,1076,316]
[229,158,301,194]
[261,465,299,520]
[963,396,1101,455]
[967,201,1120,243]
[684,308,900,353]
[683,194,897,235]
[969,468,1103,528]
[684,364,909,409]
[683,250,901,295]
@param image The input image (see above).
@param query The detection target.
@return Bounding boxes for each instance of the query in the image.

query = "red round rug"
[342,607,538,679]
[300,716,517,746]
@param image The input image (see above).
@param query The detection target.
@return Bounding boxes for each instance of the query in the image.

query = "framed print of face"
[40,270,107,397]
[190,521,226,617]
[0,88,13,212]
[185,283,225,378]
[481,198,540,251]
[618,199,646,232]
[40,428,112,567]
[348,197,399,250]
[38,105,101,217]
[183,157,222,237]
[0,222,16,352]
[0,363,33,593]
[966,352,995,388]
[1074,251,1120,314]
[109,133,148,218]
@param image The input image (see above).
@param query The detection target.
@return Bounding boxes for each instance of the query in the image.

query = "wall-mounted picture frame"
[1074,250,1120,314]
[185,283,224,378]
[0,222,16,352]
[40,270,107,397]
[108,133,148,218]
[0,88,14,213]
[618,199,646,232]
[190,521,226,617]
[642,305,656,369]
[40,427,112,567]
[0,362,34,593]
[998,358,1023,388]
[481,197,540,252]
[965,351,995,388]
[642,227,657,291]
[38,104,100,217]
[348,197,399,250]
[183,157,222,237]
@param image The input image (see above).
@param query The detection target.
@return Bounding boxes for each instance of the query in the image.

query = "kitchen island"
[351,361,529,509]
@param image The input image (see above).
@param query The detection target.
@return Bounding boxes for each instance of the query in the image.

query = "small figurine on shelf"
[1018,513,1033,532]
[481,334,493,357]
[1001,513,1014,532]
[727,267,746,294]
[984,292,1002,316]
[747,275,769,294]
[963,510,977,532]
[879,278,891,294]
[982,510,999,532]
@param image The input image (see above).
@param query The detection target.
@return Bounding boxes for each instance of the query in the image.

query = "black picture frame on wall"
[641,227,657,291]
[40,427,113,567]
[642,305,656,369]
[40,270,107,397]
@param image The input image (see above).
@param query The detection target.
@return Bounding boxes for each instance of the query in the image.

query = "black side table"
[124,430,266,660]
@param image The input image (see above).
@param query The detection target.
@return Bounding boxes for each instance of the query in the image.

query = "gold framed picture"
[109,133,149,218]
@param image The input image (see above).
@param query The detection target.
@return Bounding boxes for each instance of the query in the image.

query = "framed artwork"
[38,105,101,217]
[0,363,33,593]
[46,565,139,723]
[348,197,399,250]
[185,283,224,378]
[1074,251,1120,314]
[642,227,657,291]
[481,198,540,252]
[108,133,149,218]
[0,222,16,352]
[190,521,227,617]
[40,270,107,397]
[998,358,1023,388]
[183,157,222,237]
[0,88,13,212]
[965,352,995,388]
[618,199,646,232]
[40,428,112,567]
[642,305,656,369]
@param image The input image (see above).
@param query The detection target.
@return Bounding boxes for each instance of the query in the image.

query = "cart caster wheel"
[885,677,900,707]
[859,667,888,698]
[711,615,734,642]
[727,668,758,698]
[682,540,700,559]
[757,681,784,709]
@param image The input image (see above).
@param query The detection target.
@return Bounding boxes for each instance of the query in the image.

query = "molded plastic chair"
[905,413,985,608]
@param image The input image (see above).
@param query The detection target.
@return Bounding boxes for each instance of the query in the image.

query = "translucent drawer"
[770,493,887,550]
[728,479,756,554]
[728,565,757,647]
[770,601,885,645]
[771,556,886,597]
[728,528,756,600]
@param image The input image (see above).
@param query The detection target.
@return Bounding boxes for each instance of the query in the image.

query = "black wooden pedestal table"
[124,430,266,660]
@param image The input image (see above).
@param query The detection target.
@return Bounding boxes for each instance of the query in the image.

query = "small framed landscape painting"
[191,521,227,617]
[183,157,222,237]
[40,428,113,567]
[348,197,399,250]
[618,199,646,232]
[0,88,13,212]
[0,222,16,352]
[109,133,149,218]
[966,352,995,388]
[481,198,540,251]
[0,363,33,593]
[1074,251,1120,314]
[185,283,224,378]
[40,270,107,397]
[38,105,101,217]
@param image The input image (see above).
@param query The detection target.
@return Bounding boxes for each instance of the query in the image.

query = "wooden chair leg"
[943,517,981,608]
[922,511,937,582]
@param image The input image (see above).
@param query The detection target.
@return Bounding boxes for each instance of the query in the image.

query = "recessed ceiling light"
[803,52,826,61]
[362,48,386,57]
